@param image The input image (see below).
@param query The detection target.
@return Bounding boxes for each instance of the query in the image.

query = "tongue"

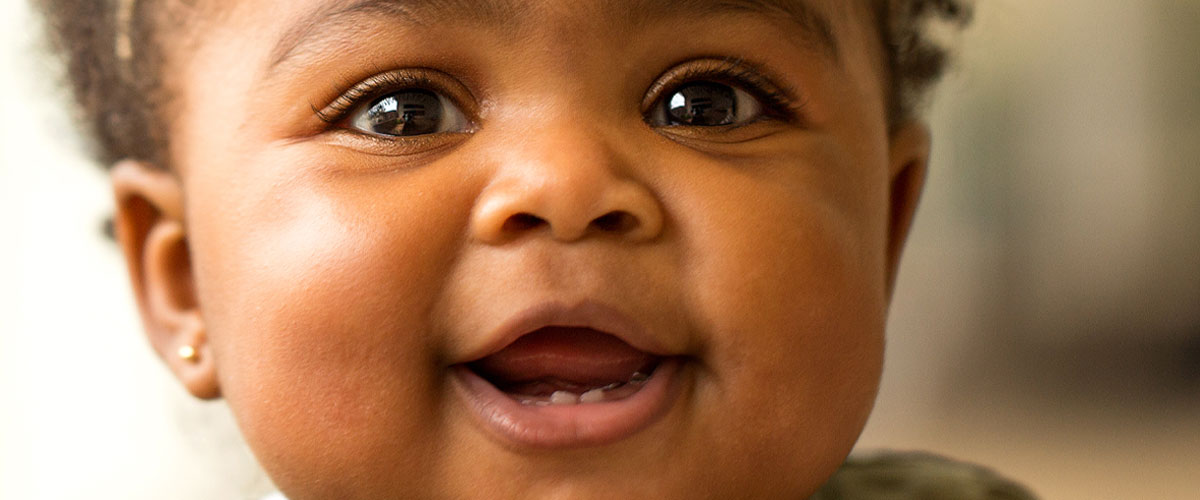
[470,327,657,388]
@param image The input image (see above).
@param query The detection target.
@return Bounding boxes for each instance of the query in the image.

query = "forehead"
[267,0,846,65]
[181,0,880,67]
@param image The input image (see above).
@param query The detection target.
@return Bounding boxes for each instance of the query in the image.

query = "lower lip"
[452,359,685,449]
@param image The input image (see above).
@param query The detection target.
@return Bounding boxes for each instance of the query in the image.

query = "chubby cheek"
[185,152,474,494]
[670,145,888,488]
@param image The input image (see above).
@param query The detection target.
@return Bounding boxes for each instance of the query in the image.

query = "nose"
[470,133,663,244]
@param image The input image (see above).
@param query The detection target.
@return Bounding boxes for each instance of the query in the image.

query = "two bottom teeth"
[518,372,650,406]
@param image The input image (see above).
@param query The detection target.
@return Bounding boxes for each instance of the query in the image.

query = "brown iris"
[665,82,737,126]
[365,89,444,136]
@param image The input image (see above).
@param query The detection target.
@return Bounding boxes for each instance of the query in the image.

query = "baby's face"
[129,0,927,497]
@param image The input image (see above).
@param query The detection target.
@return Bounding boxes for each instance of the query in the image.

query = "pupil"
[666,82,736,126]
[366,89,443,136]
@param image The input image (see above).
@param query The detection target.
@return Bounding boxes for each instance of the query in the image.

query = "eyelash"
[643,57,806,125]
[313,58,805,131]
[315,70,463,125]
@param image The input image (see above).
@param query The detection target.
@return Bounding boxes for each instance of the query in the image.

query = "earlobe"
[884,121,931,298]
[111,160,220,400]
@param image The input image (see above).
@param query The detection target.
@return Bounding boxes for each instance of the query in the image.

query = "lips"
[467,326,660,403]
[452,302,685,449]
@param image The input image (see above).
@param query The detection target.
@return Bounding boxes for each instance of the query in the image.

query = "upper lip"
[459,300,671,363]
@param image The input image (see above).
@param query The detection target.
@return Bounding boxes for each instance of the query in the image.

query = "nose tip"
[471,179,663,244]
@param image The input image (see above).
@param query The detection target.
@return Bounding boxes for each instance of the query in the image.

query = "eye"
[649,81,764,127]
[348,88,470,137]
[315,69,476,142]
[642,59,804,132]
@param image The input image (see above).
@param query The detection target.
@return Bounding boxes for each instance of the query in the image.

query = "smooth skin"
[113,0,930,498]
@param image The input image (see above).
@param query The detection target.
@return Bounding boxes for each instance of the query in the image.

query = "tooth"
[550,391,580,405]
[579,388,605,403]
[630,372,649,384]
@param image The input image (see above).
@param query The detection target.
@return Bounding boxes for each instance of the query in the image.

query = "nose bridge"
[470,113,663,244]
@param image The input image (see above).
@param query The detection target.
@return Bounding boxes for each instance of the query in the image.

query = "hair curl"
[37,0,973,170]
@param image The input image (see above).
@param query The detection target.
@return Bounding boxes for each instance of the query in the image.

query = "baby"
[39,0,1033,498]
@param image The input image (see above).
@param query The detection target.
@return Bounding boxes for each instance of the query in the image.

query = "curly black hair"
[36,0,973,170]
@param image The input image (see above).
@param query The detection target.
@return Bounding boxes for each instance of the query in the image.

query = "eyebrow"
[268,0,521,69]
[620,0,839,56]
[268,0,840,72]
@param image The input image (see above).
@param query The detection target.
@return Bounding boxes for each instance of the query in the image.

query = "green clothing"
[262,451,1039,499]
[811,451,1039,500]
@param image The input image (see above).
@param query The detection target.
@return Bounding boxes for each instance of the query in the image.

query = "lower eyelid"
[319,128,473,158]
[653,122,792,147]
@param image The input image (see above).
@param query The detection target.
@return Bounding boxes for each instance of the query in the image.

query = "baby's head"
[43,0,970,497]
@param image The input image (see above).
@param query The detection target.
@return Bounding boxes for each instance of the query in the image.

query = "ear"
[884,121,931,298]
[111,160,220,400]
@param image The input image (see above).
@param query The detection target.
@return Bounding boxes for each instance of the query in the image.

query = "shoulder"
[811,451,1039,500]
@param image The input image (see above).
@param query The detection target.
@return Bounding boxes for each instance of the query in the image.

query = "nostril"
[502,213,546,233]
[591,211,638,233]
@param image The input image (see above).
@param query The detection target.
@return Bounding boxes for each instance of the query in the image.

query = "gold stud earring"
[178,345,198,362]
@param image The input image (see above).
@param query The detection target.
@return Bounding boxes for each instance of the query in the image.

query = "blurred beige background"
[2,0,1197,499]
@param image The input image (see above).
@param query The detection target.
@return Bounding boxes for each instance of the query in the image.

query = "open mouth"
[465,326,662,406]
[452,314,686,449]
